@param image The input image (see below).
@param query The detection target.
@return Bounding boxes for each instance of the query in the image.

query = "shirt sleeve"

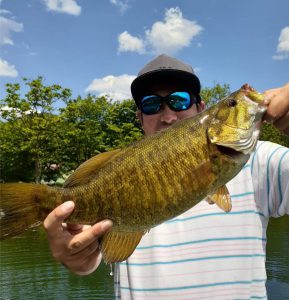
[250,141,289,218]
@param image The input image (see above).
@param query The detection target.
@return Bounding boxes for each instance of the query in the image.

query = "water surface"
[0,216,288,299]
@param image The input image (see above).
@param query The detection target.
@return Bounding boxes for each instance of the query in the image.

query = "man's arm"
[251,82,289,217]
[43,201,113,275]
[251,141,289,217]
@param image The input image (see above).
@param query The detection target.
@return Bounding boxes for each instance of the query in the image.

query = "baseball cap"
[131,54,201,107]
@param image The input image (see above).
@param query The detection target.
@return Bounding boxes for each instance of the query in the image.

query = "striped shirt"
[114,141,289,300]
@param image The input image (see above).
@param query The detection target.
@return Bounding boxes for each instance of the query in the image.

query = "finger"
[71,250,103,275]
[65,223,87,235]
[70,239,100,258]
[63,223,91,232]
[264,97,289,124]
[67,220,113,255]
[273,110,289,132]
[43,201,75,237]
[263,86,289,123]
[264,87,281,97]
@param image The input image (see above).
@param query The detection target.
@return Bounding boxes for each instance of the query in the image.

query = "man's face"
[137,82,204,135]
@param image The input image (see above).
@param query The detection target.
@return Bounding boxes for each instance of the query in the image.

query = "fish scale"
[0,85,267,262]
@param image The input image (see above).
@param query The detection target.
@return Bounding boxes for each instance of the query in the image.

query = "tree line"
[1,77,288,183]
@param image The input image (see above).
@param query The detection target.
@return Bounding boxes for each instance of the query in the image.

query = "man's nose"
[160,104,178,124]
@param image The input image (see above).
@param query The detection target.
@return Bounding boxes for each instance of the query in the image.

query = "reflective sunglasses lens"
[168,92,191,111]
[141,95,162,115]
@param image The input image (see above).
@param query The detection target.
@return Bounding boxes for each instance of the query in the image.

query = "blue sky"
[0,0,288,102]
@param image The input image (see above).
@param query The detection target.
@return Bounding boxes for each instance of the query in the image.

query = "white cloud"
[146,7,203,54]
[118,7,203,55]
[0,106,40,118]
[0,8,11,15]
[272,53,289,60]
[118,31,145,54]
[85,74,136,101]
[0,58,18,77]
[273,26,289,60]
[43,0,81,16]
[110,0,129,15]
[0,16,23,45]
[277,27,289,52]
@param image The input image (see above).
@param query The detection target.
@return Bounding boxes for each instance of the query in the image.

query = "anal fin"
[100,230,143,263]
[206,185,232,212]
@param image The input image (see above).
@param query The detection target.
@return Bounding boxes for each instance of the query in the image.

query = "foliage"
[260,123,289,148]
[104,99,142,149]
[0,79,142,182]
[1,79,288,183]
[0,77,71,182]
[58,96,142,171]
[200,83,231,107]
[0,121,35,182]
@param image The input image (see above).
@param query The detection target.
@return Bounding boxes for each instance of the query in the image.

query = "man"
[44,54,289,299]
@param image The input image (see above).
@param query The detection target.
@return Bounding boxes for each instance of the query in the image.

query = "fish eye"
[228,99,237,107]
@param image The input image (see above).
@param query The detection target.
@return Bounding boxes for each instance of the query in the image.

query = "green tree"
[200,83,231,107]
[58,95,110,169]
[0,77,71,183]
[58,96,142,170]
[260,123,289,148]
[1,79,288,183]
[0,121,35,182]
[104,99,142,149]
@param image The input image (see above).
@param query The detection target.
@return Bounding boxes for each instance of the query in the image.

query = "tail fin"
[0,183,49,240]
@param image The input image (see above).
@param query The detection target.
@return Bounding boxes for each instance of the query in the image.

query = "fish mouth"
[214,92,266,156]
[216,145,243,158]
[215,120,262,156]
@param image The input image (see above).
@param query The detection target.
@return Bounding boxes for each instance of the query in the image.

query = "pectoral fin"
[206,185,232,212]
[100,230,143,263]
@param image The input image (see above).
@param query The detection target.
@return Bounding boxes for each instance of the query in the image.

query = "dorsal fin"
[100,230,143,263]
[206,185,232,212]
[64,149,122,188]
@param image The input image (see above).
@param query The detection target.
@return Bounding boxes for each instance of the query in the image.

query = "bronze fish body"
[0,85,267,262]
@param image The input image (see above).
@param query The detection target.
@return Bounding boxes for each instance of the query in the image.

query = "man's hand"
[264,82,289,136]
[43,201,113,275]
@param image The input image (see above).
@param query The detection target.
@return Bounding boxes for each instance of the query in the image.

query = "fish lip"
[244,94,267,114]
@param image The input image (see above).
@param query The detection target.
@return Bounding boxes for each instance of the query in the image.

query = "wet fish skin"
[0,84,267,262]
[66,86,264,226]
[39,85,265,228]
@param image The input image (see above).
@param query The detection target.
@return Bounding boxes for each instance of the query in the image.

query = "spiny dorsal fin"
[100,230,143,263]
[206,185,232,212]
[64,149,122,188]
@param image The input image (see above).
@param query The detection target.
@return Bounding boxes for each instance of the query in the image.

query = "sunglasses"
[139,91,198,115]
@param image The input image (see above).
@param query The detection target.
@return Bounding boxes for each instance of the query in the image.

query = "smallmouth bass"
[0,84,267,262]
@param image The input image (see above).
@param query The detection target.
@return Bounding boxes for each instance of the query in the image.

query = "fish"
[0,84,267,263]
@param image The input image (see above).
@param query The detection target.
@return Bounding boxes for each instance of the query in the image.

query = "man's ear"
[198,101,206,112]
[136,109,144,127]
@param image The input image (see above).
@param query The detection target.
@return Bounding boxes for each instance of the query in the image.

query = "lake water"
[0,216,288,299]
